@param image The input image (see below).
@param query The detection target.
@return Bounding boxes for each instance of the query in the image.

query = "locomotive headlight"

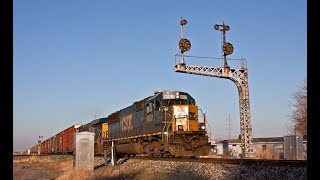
[175,92,180,99]
[201,125,206,130]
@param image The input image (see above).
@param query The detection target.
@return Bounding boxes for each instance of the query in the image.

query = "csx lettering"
[189,112,196,120]
[121,114,133,131]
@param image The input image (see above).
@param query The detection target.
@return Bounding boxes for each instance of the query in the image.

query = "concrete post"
[284,135,303,160]
[104,149,107,165]
[74,132,95,170]
[38,145,40,155]
[111,141,115,166]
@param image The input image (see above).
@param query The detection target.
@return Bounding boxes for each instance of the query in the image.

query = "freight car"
[29,144,39,154]
[78,90,211,157]
[27,124,81,155]
[53,124,81,154]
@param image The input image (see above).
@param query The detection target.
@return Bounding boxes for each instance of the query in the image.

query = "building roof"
[253,137,284,143]
[214,135,307,144]
[216,137,284,144]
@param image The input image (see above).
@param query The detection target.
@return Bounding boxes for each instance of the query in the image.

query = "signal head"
[179,38,191,53]
[214,24,219,30]
[180,19,187,26]
[223,42,234,55]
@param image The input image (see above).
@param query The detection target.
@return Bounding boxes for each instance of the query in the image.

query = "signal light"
[179,38,191,53]
[180,19,187,26]
[214,24,219,30]
[223,42,234,55]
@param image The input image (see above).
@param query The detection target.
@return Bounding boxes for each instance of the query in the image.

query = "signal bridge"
[175,17,253,158]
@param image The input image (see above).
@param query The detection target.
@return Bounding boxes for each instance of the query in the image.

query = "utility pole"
[38,136,43,155]
[228,114,231,140]
[224,114,231,140]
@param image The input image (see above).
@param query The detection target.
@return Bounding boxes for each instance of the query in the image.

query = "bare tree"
[289,79,307,135]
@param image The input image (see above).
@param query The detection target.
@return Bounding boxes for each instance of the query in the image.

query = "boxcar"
[29,144,38,154]
[62,125,81,154]
[50,136,54,153]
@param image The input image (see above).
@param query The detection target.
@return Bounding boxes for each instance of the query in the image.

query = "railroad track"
[13,154,72,160]
[127,156,307,167]
[13,154,72,157]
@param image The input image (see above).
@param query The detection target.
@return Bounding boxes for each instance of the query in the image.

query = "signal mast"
[175,17,253,158]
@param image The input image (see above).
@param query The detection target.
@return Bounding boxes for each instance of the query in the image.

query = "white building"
[210,135,307,159]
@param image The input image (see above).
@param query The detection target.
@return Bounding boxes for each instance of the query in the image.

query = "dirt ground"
[13,155,157,180]
[13,155,108,180]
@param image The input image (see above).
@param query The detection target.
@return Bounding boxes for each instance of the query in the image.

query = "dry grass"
[56,166,96,180]
[17,156,73,170]
[51,159,73,171]
[13,156,72,180]
[14,155,121,180]
[13,156,54,163]
[55,165,143,180]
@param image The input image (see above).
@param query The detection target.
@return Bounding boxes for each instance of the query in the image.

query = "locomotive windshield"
[164,99,191,105]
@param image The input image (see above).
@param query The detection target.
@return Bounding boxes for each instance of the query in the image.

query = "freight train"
[26,90,211,158]
[26,124,81,155]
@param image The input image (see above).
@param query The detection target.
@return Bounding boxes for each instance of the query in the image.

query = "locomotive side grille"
[135,101,144,111]
[108,112,119,124]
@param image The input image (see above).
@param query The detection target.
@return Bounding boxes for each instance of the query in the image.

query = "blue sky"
[13,0,306,152]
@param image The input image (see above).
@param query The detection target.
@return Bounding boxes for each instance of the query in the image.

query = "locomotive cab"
[159,91,206,133]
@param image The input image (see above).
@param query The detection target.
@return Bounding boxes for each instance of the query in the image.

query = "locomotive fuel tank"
[115,142,143,155]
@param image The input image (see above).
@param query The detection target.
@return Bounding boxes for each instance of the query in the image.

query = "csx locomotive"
[78,90,210,157]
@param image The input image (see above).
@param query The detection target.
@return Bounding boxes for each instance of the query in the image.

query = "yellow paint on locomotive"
[102,123,108,139]
[172,105,199,132]
[110,132,163,141]
[188,105,199,131]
